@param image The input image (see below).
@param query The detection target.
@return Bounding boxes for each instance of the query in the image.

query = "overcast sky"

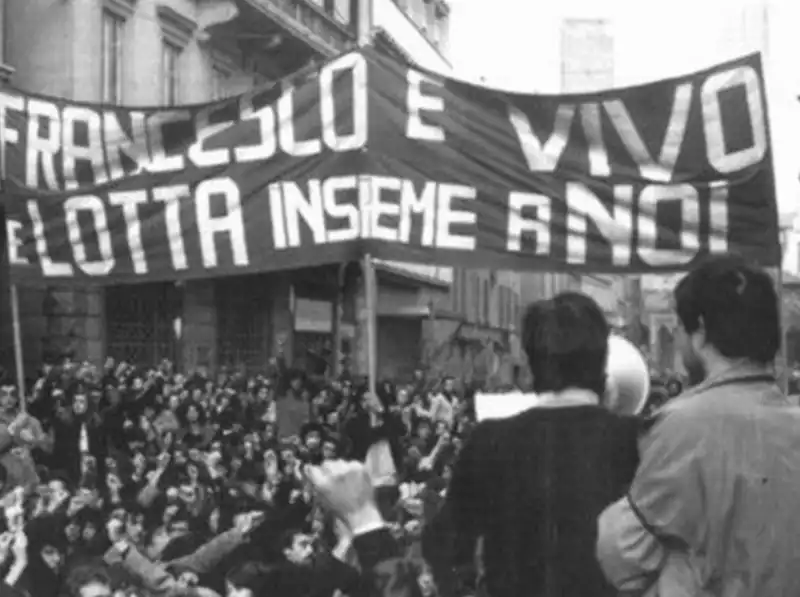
[446,0,800,216]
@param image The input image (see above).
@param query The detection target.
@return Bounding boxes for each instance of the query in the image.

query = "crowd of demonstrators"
[0,356,475,597]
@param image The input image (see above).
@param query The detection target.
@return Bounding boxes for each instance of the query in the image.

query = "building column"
[180,281,216,373]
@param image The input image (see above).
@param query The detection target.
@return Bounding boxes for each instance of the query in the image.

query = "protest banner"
[0,48,779,283]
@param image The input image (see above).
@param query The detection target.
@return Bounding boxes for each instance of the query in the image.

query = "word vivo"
[507,64,767,179]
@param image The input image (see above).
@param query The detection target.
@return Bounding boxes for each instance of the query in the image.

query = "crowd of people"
[0,357,474,597]
[0,254,791,597]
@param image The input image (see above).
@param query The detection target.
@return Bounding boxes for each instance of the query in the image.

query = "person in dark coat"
[423,292,640,597]
[51,388,106,486]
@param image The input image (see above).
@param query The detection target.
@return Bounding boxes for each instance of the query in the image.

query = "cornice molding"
[208,47,238,74]
[103,0,137,18]
[156,4,196,47]
[0,63,15,82]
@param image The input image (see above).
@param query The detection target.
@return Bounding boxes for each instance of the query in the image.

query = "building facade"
[2,0,362,379]
[372,0,450,72]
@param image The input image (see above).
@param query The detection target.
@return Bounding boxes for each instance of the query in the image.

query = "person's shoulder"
[463,417,505,450]
[638,394,716,455]
[602,412,642,436]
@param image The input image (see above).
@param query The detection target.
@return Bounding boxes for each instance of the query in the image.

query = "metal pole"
[363,254,377,396]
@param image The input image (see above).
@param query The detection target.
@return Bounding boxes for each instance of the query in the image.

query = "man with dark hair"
[598,255,800,596]
[422,292,640,597]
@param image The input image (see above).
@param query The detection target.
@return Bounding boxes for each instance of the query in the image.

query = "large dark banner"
[0,48,780,284]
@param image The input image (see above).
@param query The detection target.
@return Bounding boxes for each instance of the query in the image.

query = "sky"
[445,0,800,268]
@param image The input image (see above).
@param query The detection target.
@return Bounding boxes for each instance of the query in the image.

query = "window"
[333,0,351,25]
[161,41,181,106]
[424,1,437,38]
[101,10,124,103]
[0,0,7,66]
[217,277,271,373]
[499,287,507,329]
[470,274,480,322]
[482,279,490,324]
[451,269,461,313]
[459,269,468,316]
[511,292,520,330]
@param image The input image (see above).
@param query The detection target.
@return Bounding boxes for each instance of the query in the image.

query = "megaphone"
[474,334,650,421]
[603,335,650,416]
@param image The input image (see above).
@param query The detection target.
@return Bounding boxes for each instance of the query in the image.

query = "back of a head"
[226,560,285,596]
[674,255,780,365]
[521,292,609,396]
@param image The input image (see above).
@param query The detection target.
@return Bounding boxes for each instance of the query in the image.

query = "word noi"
[0,52,373,192]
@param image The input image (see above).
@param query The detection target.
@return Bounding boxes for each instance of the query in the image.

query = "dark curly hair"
[521,292,609,397]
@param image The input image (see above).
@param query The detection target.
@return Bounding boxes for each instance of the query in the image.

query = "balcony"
[204,0,356,78]
[373,0,451,73]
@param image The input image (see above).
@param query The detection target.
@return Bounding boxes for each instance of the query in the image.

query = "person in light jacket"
[103,511,262,596]
[0,386,50,494]
[597,256,800,597]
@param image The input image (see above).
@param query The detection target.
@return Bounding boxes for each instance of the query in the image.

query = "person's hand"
[418,455,435,471]
[304,460,383,535]
[107,518,126,543]
[404,519,422,537]
[0,532,13,563]
[107,474,123,492]
[10,532,26,563]
[7,412,29,435]
[66,496,85,517]
[234,511,265,534]
[401,497,424,518]
[156,452,171,471]
[50,485,70,511]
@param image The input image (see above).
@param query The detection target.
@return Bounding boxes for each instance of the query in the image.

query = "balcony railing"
[249,0,356,56]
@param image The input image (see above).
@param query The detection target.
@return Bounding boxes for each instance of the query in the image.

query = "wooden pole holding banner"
[10,286,24,412]
[363,254,378,396]
[0,83,25,409]
[357,0,376,395]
